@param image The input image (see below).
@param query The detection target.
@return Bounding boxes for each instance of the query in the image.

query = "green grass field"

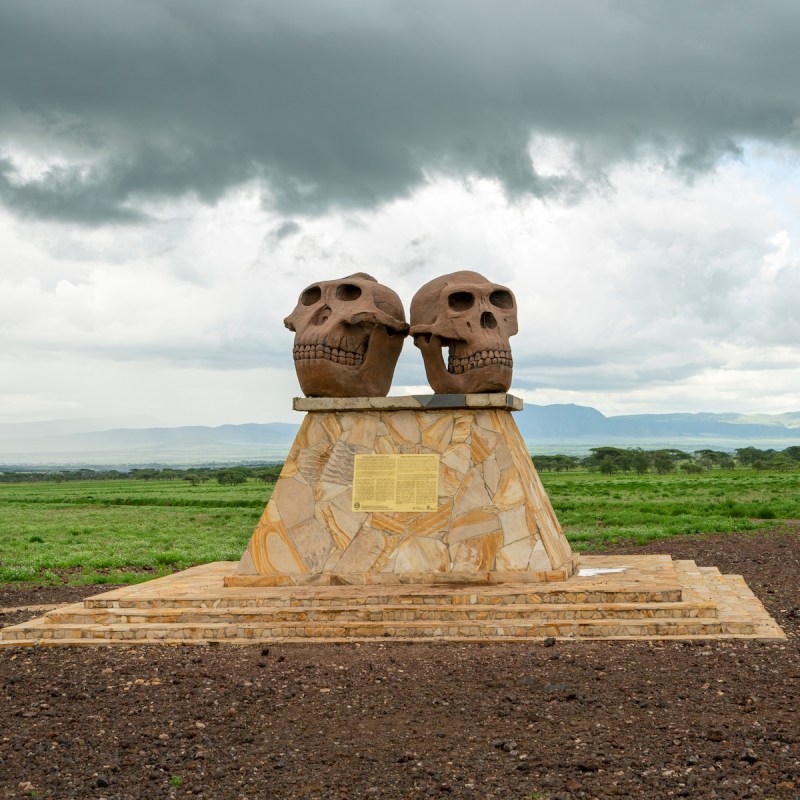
[545,468,800,549]
[0,469,798,585]
[0,479,272,585]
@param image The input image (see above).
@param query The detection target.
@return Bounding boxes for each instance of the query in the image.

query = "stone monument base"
[0,555,785,645]
[3,396,784,645]
[227,394,576,587]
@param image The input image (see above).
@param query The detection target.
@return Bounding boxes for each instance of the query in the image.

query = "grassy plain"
[0,479,271,584]
[0,469,798,585]
[545,468,800,549]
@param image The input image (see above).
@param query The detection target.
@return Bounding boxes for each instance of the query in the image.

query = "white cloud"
[1,147,799,426]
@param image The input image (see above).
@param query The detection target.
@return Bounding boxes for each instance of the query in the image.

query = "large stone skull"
[410,271,518,394]
[284,273,409,397]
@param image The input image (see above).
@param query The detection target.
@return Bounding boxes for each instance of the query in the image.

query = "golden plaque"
[352,454,439,513]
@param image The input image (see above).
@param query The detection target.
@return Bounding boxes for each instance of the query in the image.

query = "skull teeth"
[447,348,512,374]
[293,343,364,367]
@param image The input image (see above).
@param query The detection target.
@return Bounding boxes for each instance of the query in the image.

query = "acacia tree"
[631,450,652,474]
[599,456,617,475]
[652,451,674,474]
[217,468,248,485]
[532,455,581,472]
[783,446,800,462]
[736,447,769,467]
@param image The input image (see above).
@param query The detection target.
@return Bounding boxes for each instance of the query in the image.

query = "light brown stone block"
[394,536,448,574]
[441,443,471,475]
[370,513,408,535]
[470,425,499,464]
[383,412,421,445]
[320,503,361,550]
[453,466,492,516]
[482,456,501,495]
[421,415,455,451]
[450,509,502,544]
[408,502,452,537]
[346,414,379,449]
[333,527,388,575]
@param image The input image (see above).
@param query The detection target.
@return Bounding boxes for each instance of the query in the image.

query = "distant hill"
[1,405,799,467]
[515,405,800,443]
[0,422,299,467]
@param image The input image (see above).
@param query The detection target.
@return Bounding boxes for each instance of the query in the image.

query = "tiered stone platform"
[0,555,785,645]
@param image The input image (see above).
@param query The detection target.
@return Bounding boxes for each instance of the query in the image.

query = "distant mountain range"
[0,422,299,467]
[514,405,800,442]
[1,404,799,468]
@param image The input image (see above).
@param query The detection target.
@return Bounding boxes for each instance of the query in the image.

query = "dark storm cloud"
[1,0,799,223]
[269,221,301,244]
[0,156,148,223]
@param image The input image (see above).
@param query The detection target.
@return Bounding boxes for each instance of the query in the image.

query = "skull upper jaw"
[450,360,513,393]
[294,325,406,397]
[413,332,513,394]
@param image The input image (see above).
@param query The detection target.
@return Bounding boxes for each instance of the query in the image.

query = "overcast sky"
[1,0,799,428]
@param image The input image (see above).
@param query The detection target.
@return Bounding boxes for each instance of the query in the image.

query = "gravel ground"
[1,527,798,800]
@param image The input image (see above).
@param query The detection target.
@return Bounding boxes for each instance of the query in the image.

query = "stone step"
[1,557,784,646]
[84,586,683,609]
[77,556,687,610]
[671,560,718,605]
[46,598,718,625]
[1,612,755,643]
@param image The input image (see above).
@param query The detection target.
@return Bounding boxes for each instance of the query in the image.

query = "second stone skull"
[284,273,409,397]
[410,271,518,394]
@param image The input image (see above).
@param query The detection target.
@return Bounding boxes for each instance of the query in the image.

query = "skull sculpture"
[410,271,518,394]
[284,273,409,397]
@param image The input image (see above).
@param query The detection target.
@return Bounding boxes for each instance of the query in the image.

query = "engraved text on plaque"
[352,454,439,512]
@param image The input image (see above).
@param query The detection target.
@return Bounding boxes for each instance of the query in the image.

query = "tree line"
[533,446,800,474]
[2,445,800,484]
[0,464,284,485]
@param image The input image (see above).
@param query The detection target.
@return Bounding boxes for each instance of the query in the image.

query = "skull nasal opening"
[481,311,497,329]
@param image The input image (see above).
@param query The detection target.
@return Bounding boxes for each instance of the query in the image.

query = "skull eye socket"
[448,291,475,311]
[300,286,321,306]
[490,290,513,309]
[335,284,362,302]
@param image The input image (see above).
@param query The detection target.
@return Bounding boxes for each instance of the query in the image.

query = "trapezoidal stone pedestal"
[225,394,578,587]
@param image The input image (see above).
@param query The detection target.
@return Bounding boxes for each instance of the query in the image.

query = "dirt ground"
[1,527,798,800]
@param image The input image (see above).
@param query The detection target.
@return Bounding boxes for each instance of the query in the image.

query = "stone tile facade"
[226,396,576,586]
